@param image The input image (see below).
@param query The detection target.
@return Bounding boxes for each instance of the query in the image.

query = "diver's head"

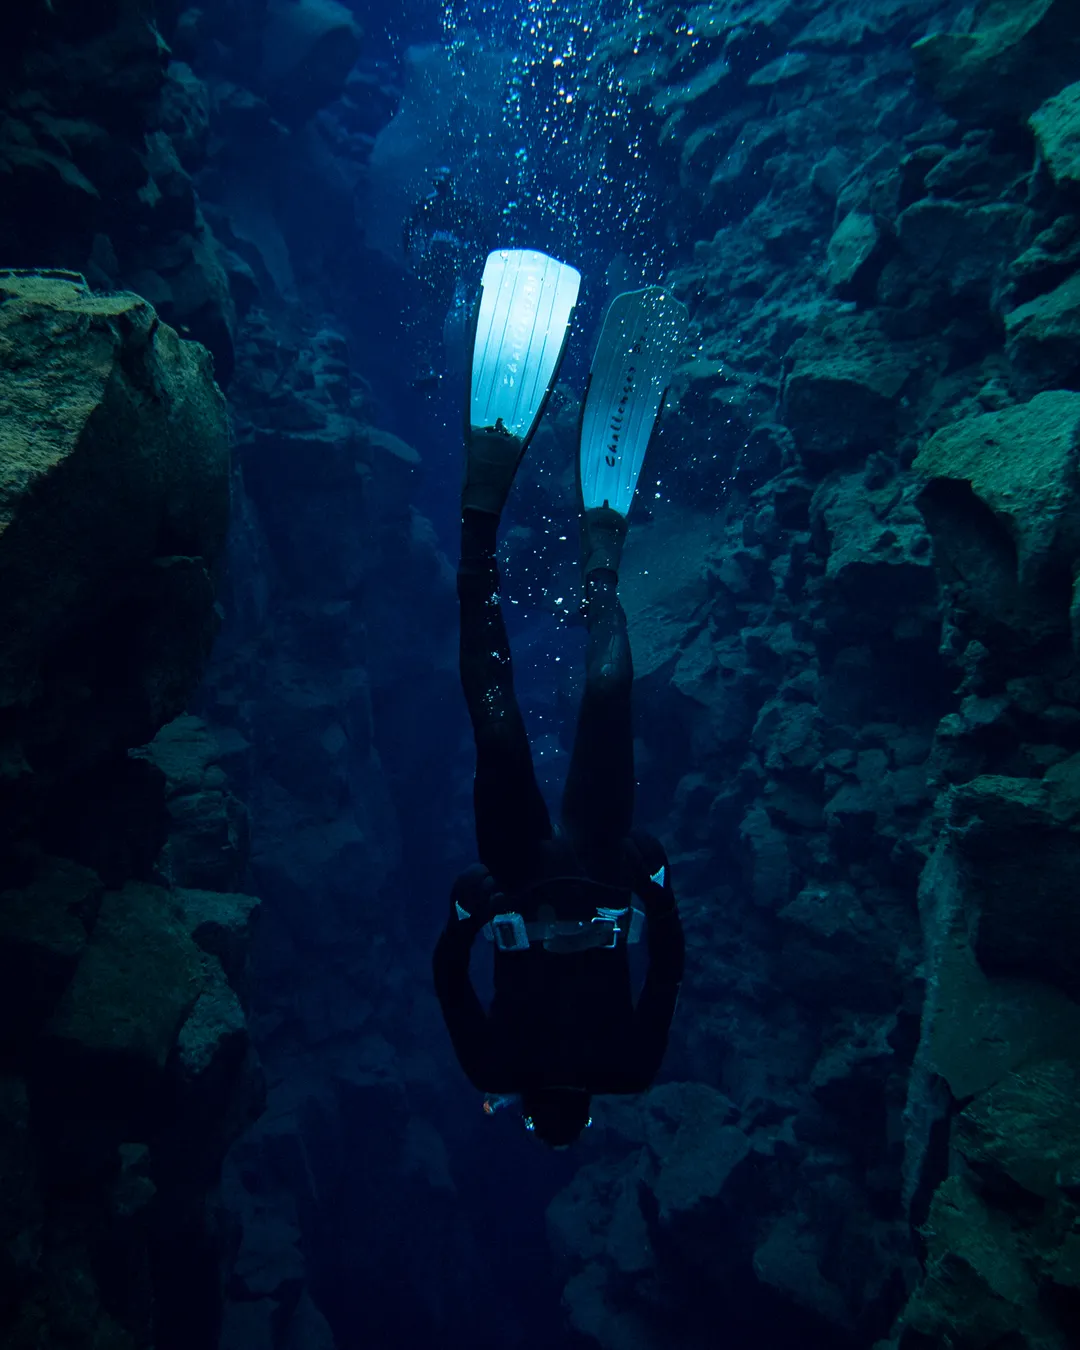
[432,165,452,194]
[521,1088,592,1149]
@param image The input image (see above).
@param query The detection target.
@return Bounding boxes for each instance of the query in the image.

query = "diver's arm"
[630,904,685,1087]
[432,865,500,1089]
[432,926,497,1089]
[626,835,685,1090]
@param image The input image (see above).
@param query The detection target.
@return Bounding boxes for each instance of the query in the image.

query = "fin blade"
[580,287,689,515]
[470,249,581,443]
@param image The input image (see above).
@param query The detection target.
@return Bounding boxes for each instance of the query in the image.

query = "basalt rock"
[914,390,1080,649]
[911,0,1080,126]
[261,0,363,128]
[0,272,228,836]
[0,264,259,1349]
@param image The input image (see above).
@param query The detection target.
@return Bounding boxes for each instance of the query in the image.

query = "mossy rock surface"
[1031,79,1080,186]
[0,272,229,822]
[912,0,1080,124]
[45,881,203,1078]
[0,271,228,705]
[914,390,1080,589]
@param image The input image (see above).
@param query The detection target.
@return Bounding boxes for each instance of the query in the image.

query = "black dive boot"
[462,423,529,517]
[580,504,628,581]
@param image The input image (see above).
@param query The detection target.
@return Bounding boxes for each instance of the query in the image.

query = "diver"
[433,250,688,1148]
[403,166,486,389]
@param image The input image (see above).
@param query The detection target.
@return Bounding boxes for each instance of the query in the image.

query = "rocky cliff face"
[0,271,260,1349]
[5,2,1080,1349]
[535,2,1080,1348]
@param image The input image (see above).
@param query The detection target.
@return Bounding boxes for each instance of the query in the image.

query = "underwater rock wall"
[0,9,267,1346]
[537,2,1080,1348]
[0,269,261,1348]
[7,2,1080,1348]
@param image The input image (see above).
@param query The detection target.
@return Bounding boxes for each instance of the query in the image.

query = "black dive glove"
[446,864,501,942]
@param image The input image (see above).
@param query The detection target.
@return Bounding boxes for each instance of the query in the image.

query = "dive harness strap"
[484,899,645,954]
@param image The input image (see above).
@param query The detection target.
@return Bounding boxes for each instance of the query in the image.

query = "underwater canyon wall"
[5,2,1080,1349]
[536,2,1080,1348]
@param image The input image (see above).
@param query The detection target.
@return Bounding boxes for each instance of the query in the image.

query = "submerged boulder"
[1030,80,1080,187]
[782,315,920,461]
[825,211,884,296]
[1005,271,1080,390]
[911,0,1080,125]
[262,0,363,126]
[914,391,1080,643]
[0,271,229,823]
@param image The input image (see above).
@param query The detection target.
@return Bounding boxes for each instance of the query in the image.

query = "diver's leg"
[561,550,634,880]
[459,508,551,886]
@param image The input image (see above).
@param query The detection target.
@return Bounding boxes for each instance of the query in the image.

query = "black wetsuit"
[432,511,685,1096]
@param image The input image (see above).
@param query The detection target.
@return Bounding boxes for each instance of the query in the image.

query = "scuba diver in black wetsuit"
[403,167,486,389]
[433,251,689,1148]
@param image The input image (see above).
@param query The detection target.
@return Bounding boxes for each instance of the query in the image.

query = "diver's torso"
[490,943,636,1092]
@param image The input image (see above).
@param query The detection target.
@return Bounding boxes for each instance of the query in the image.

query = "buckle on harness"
[592,906,628,949]
[490,912,529,952]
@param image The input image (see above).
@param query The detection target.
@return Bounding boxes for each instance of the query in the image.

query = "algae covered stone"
[0,270,229,806]
[911,0,1080,125]
[914,391,1080,591]
[825,212,882,295]
[782,315,920,460]
[1005,269,1080,388]
[1030,80,1080,187]
[45,882,203,1084]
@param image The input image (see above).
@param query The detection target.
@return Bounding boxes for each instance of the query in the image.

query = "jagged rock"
[826,211,884,296]
[176,956,248,1086]
[174,888,261,992]
[944,770,1080,1001]
[893,199,1026,302]
[620,509,723,678]
[1031,80,1080,187]
[0,858,102,1047]
[655,1106,750,1227]
[1007,215,1080,307]
[43,882,203,1112]
[0,272,229,828]
[137,715,251,892]
[908,835,1080,1103]
[778,884,900,1010]
[922,132,1029,205]
[160,61,211,171]
[782,315,920,461]
[897,1174,1060,1348]
[651,57,731,121]
[740,802,794,908]
[548,1154,654,1279]
[753,1212,851,1329]
[281,1292,337,1350]
[911,0,1080,125]
[914,391,1080,641]
[955,1060,1080,1199]
[262,0,363,127]
[162,952,263,1182]
[811,470,936,637]
[1005,271,1080,391]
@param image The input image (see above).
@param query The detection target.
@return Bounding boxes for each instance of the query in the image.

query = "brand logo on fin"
[455,900,471,921]
[650,865,665,888]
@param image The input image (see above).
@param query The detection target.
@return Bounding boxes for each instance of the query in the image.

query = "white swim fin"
[464,248,581,516]
[579,287,688,516]
[469,248,581,444]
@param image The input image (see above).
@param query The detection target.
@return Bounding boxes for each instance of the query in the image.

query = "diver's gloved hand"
[447,864,501,942]
[626,830,677,919]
